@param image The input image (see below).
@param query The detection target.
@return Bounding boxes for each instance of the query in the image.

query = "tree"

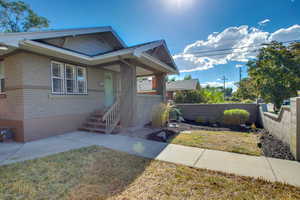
[174,90,205,104]
[224,88,233,97]
[247,41,300,110]
[201,87,224,103]
[232,78,257,101]
[0,0,49,32]
[184,74,192,80]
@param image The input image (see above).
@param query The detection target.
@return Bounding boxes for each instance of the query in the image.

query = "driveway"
[1,131,300,187]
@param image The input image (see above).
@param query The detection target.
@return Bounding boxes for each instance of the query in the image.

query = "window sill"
[48,93,89,99]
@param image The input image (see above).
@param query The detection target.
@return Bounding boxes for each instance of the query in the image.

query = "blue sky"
[23,0,300,88]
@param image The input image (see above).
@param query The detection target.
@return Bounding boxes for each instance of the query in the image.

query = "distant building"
[137,78,200,100]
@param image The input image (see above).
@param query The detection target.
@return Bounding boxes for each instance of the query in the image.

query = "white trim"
[20,40,178,74]
[138,53,178,74]
[0,26,126,48]
[51,61,88,95]
[51,61,64,94]
[65,64,76,94]
[76,66,88,94]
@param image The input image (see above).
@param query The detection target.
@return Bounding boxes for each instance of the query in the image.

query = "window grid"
[51,61,87,95]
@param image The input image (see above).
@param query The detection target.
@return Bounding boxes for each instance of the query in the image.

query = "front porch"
[80,58,169,134]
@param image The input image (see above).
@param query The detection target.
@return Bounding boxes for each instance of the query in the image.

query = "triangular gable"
[36,32,123,56]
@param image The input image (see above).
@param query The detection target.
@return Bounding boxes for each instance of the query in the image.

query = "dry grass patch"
[0,146,299,200]
[168,130,261,156]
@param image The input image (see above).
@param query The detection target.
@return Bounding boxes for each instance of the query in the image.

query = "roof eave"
[137,53,178,74]
[19,40,133,65]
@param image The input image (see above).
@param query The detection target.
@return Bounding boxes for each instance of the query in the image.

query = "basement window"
[51,61,87,95]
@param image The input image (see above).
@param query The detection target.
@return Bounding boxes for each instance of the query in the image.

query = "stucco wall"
[136,94,163,126]
[176,103,259,124]
[259,106,291,145]
[259,98,300,160]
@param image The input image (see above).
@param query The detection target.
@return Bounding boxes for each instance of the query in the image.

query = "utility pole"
[239,67,242,83]
[221,75,228,100]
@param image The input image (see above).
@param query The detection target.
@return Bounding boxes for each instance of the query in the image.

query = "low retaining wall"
[136,94,162,126]
[259,98,300,160]
[176,103,259,124]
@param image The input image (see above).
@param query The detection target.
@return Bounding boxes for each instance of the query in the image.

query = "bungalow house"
[0,26,178,142]
[138,79,200,100]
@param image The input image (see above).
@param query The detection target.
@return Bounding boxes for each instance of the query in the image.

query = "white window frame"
[51,61,88,95]
[51,61,65,94]
[76,66,88,94]
[65,64,77,94]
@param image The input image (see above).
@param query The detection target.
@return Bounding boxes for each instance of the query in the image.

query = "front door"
[104,72,114,107]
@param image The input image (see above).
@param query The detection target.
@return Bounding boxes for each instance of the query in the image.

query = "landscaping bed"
[259,130,295,160]
[147,122,261,156]
[0,146,299,200]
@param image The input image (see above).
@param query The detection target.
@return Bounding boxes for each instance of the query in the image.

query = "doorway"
[104,72,114,107]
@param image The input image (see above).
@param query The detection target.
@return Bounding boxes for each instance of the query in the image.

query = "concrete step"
[79,126,106,133]
[84,121,106,128]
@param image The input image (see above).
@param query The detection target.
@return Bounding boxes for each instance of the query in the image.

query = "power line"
[183,39,300,56]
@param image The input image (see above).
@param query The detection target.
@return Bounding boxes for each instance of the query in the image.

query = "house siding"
[0,51,120,142]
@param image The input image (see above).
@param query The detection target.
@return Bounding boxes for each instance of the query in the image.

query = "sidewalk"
[1,131,300,187]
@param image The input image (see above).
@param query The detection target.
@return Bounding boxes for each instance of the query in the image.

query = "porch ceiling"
[101,59,161,76]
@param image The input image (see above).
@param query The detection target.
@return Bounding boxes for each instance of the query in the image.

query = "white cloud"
[174,24,300,72]
[269,24,300,42]
[201,81,237,91]
[258,19,271,26]
[201,81,235,88]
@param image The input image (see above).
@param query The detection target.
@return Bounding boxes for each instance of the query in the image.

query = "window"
[77,67,87,94]
[51,61,87,95]
[65,64,76,93]
[0,61,5,93]
[51,62,64,94]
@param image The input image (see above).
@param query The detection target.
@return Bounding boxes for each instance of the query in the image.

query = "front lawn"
[0,146,298,200]
[168,130,261,156]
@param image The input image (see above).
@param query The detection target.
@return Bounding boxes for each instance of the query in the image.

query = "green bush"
[169,107,182,121]
[242,99,254,103]
[195,116,204,123]
[223,109,250,126]
[151,103,171,128]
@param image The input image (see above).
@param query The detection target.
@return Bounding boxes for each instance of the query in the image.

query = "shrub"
[223,109,250,126]
[169,106,182,121]
[242,99,254,103]
[151,103,171,128]
[195,116,204,123]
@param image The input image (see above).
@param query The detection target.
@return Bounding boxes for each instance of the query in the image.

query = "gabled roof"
[0,26,126,47]
[167,79,199,91]
[0,26,179,74]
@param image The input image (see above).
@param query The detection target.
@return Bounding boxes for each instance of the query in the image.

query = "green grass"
[168,130,261,156]
[0,146,299,200]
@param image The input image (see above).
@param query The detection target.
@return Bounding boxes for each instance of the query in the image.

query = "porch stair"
[79,98,121,134]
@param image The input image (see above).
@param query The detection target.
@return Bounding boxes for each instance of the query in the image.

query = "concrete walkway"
[1,131,300,187]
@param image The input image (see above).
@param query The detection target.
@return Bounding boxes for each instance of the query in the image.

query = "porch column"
[155,73,167,102]
[120,63,137,128]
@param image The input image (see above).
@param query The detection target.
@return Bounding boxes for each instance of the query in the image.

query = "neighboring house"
[137,79,200,100]
[0,26,178,142]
